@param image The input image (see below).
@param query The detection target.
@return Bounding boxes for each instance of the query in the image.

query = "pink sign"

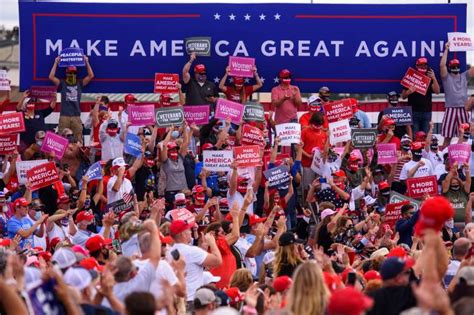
[40,131,68,160]
[228,56,255,78]
[184,105,210,125]
[377,143,397,164]
[215,99,244,125]
[128,104,155,126]
[29,86,57,101]
[448,143,471,164]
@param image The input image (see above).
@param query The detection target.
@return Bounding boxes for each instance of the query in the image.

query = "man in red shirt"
[271,69,302,125]
[219,66,263,103]
[377,117,401,150]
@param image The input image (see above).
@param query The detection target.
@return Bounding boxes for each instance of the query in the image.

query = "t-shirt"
[442,71,469,108]
[134,259,178,299]
[107,176,133,204]
[301,127,327,167]
[59,80,83,116]
[399,158,433,180]
[224,86,254,103]
[377,134,401,150]
[354,110,371,128]
[234,235,257,277]
[209,236,237,289]
[25,216,47,250]
[99,121,124,162]
[168,243,208,301]
[162,156,187,192]
[403,82,433,112]
[271,85,301,124]
[108,261,155,303]
[7,215,35,248]
[183,78,219,106]
[21,108,54,146]
[367,285,417,315]
[134,166,156,201]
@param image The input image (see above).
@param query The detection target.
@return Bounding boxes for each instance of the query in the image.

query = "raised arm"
[440,42,449,79]
[48,56,61,86]
[219,67,229,93]
[82,55,95,87]
[182,53,196,84]
[225,202,240,245]
[252,66,263,92]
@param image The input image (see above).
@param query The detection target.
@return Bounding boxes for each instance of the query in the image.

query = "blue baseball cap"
[380,257,414,280]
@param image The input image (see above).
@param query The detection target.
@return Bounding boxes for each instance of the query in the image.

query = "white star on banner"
[228,78,234,83]
[273,77,280,84]
[244,78,250,83]
[274,13,281,20]
[214,77,220,83]
[244,14,251,21]
[214,13,221,20]
[259,14,266,21]
[229,13,236,21]
[260,77,266,83]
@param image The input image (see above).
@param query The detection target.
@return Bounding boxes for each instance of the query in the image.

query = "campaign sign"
[185,37,212,56]
[406,175,438,199]
[29,86,57,101]
[58,47,85,67]
[377,143,397,164]
[107,198,134,214]
[400,67,431,96]
[448,143,471,164]
[234,145,261,167]
[0,112,25,134]
[154,73,179,93]
[264,165,290,189]
[215,99,245,125]
[275,123,301,146]
[16,159,48,184]
[128,104,155,126]
[0,70,11,91]
[384,201,410,228]
[263,153,290,169]
[184,105,210,125]
[383,107,413,125]
[27,162,60,191]
[124,133,142,157]
[228,56,255,78]
[329,119,351,145]
[29,279,66,315]
[0,134,18,154]
[323,99,354,123]
[243,102,265,122]
[351,128,377,148]
[448,32,474,52]
[79,161,103,189]
[389,191,421,211]
[40,131,68,160]
[155,106,184,127]
[203,150,233,172]
[241,124,265,148]
[169,208,196,225]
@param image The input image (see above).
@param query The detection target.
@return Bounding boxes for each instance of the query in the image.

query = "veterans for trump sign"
[155,106,184,127]
[351,129,377,148]
[203,150,233,172]
[400,67,431,96]
[185,37,212,56]
[406,175,438,199]
[26,162,60,191]
[243,103,265,122]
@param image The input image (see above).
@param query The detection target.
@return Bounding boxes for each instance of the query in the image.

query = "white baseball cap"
[363,195,377,206]
[320,208,336,220]
[52,248,77,269]
[203,271,221,285]
[112,157,128,168]
[24,267,42,290]
[64,267,93,291]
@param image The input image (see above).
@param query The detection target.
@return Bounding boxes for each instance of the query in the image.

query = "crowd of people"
[0,40,473,315]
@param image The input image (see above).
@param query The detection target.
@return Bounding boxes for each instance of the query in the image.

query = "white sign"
[310,148,323,174]
[0,70,10,91]
[448,32,474,52]
[203,150,233,172]
[275,123,301,146]
[329,119,351,145]
[16,159,48,184]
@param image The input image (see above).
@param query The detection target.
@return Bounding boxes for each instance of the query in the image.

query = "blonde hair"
[286,261,329,315]
[229,268,253,292]
[273,244,303,277]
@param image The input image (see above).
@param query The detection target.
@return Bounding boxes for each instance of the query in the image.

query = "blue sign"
[58,47,85,67]
[124,133,142,157]
[29,279,66,315]
[19,1,466,93]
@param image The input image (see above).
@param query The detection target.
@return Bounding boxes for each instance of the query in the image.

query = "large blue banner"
[19,1,466,93]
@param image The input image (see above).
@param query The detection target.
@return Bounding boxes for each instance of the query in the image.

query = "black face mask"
[412,150,423,162]
[430,143,438,151]
[401,144,411,151]
[449,67,460,74]
[451,185,460,191]
[380,189,390,197]
[87,222,97,233]
[463,132,470,140]
[320,95,330,102]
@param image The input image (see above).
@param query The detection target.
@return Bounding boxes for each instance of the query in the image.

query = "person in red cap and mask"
[99,118,125,161]
[401,56,440,135]
[377,116,401,150]
[378,91,413,140]
[182,52,219,106]
[440,42,473,150]
[49,55,95,143]
[271,69,302,125]
[219,65,263,103]
[299,95,328,129]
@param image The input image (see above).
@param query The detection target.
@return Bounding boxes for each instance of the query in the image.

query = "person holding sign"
[182,52,219,106]
[440,42,473,150]
[441,162,471,223]
[49,55,95,143]
[271,69,302,125]
[219,66,263,104]
[377,91,412,140]
[401,57,440,135]
[377,117,401,150]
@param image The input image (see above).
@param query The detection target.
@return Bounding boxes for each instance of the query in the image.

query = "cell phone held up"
[171,249,180,261]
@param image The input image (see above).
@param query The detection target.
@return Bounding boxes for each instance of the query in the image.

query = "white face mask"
[1,205,7,213]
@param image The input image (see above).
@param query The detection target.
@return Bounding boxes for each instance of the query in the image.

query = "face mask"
[416,67,428,74]
[36,140,43,147]
[235,84,243,90]
[335,181,346,190]
[401,144,411,152]
[60,218,69,227]
[321,95,329,102]
[281,78,291,85]
[66,74,77,85]
[388,98,398,106]
[430,143,438,151]
[171,130,180,139]
[26,104,35,111]
[450,67,460,74]
[87,222,96,233]
[348,162,358,172]
[175,202,186,209]
[237,181,248,194]
[328,151,338,163]
[412,150,422,161]
[106,128,118,137]
[194,194,206,204]
[450,185,460,191]
[168,151,178,160]
[34,211,41,221]
[463,132,470,140]
[197,74,207,83]
[145,159,154,167]
[84,199,91,209]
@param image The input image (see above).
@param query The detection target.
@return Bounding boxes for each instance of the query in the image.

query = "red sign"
[0,112,25,134]
[384,201,410,228]
[154,73,179,93]
[169,208,196,225]
[234,145,261,167]
[26,162,60,191]
[323,99,354,123]
[400,67,431,96]
[406,175,438,199]
[0,134,17,154]
[263,153,290,169]
[241,124,265,148]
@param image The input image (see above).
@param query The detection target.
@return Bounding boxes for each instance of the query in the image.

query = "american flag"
[123,189,135,204]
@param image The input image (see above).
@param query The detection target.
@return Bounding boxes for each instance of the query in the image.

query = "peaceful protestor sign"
[275,123,301,146]
[243,102,265,122]
[448,143,471,164]
[448,32,474,52]
[0,70,11,91]
[406,175,438,199]
[323,99,354,123]
[184,105,210,125]
[383,107,413,125]
[155,106,184,127]
[329,119,351,145]
[0,134,17,154]
[26,162,60,191]
[203,150,233,172]
[215,99,244,125]
[400,67,431,96]
[17,159,48,184]
[264,165,290,189]
[29,86,57,101]
[20,2,466,93]
[377,143,397,164]
[234,145,261,167]
[58,47,85,67]
[154,73,179,93]
[241,124,265,147]
[40,131,68,160]
[124,133,142,157]
[351,128,377,148]
[228,56,255,78]
[128,104,155,126]
[0,112,25,134]
[185,37,212,56]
